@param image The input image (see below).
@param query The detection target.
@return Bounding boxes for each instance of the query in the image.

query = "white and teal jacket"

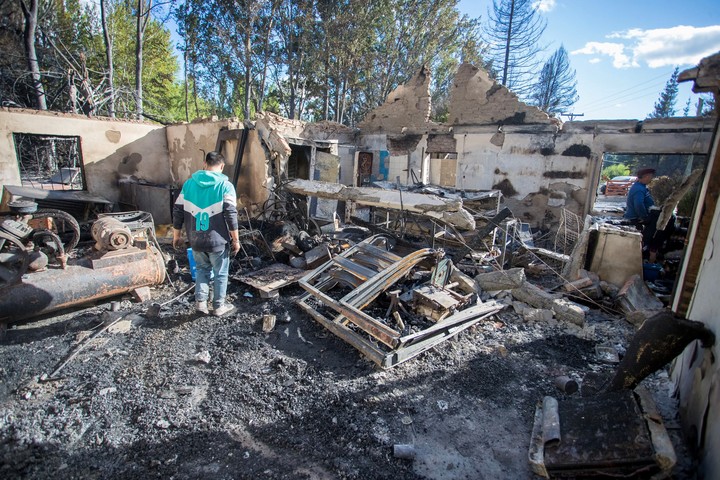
[173,170,238,252]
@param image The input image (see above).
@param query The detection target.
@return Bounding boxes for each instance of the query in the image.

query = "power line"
[588,89,666,114]
[582,83,666,111]
[579,69,674,110]
[582,82,668,112]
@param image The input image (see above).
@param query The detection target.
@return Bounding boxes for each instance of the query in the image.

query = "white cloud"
[574,25,720,69]
[532,0,556,12]
[571,42,637,68]
[589,58,602,64]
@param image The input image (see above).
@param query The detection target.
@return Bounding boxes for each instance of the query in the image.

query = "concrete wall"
[0,108,168,203]
[347,119,713,228]
[670,104,720,478]
[166,118,240,184]
[448,63,551,126]
[165,119,274,216]
[350,64,714,228]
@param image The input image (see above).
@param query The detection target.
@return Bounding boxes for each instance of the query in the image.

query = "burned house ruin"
[1,53,720,478]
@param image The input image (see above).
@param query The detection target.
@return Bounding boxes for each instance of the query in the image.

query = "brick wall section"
[426,134,457,153]
[448,63,551,126]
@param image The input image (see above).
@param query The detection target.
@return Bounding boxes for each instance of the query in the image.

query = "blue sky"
[458,0,720,120]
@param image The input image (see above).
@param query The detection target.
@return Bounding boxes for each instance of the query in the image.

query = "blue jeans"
[193,246,230,309]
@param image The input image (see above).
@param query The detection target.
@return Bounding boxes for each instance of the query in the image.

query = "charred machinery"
[0,207,166,323]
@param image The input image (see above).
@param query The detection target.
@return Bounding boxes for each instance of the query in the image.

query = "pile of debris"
[0,175,712,479]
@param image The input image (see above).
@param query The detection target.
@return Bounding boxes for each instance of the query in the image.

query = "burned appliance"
[0,200,82,286]
[0,210,166,323]
[297,235,502,368]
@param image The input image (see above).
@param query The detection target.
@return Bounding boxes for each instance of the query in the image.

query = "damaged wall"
[670,52,720,480]
[358,66,434,133]
[0,108,169,203]
[349,64,714,227]
[166,117,238,184]
[448,63,552,126]
[166,118,273,217]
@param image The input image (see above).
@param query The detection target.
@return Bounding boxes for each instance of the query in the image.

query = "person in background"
[624,167,662,263]
[173,151,240,316]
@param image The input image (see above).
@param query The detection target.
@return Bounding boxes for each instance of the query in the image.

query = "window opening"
[13,133,85,190]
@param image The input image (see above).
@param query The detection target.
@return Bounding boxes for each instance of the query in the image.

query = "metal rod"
[48,313,127,379]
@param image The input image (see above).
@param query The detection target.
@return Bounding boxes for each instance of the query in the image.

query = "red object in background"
[605,175,636,196]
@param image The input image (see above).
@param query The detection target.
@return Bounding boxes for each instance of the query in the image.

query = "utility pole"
[560,112,585,121]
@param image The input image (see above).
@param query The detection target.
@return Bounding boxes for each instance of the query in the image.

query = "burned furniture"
[0,211,166,323]
[1,185,112,222]
[529,388,676,478]
[297,235,502,368]
[233,263,307,299]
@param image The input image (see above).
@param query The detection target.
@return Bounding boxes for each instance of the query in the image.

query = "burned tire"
[33,209,81,251]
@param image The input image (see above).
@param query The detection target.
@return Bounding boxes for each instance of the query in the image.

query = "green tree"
[601,163,630,180]
[648,67,679,118]
[108,2,179,120]
[484,0,546,98]
[530,45,577,116]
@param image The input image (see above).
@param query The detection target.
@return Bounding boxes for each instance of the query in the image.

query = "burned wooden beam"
[607,311,715,391]
[286,179,476,230]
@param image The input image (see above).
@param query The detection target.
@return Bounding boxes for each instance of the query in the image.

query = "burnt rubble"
[1,156,714,480]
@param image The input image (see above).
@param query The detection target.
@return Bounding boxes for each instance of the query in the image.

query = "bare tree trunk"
[183,47,189,121]
[339,77,348,124]
[502,0,515,86]
[323,49,330,120]
[192,59,199,118]
[19,0,47,110]
[243,30,251,120]
[100,0,115,117]
[135,0,151,119]
[288,54,296,119]
[256,23,271,113]
[333,67,341,122]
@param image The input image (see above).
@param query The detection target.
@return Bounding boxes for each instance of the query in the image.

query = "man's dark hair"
[205,151,225,167]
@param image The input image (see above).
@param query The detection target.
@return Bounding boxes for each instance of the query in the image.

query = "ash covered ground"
[0,260,696,479]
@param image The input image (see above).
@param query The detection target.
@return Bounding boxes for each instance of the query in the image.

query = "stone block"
[475,267,526,291]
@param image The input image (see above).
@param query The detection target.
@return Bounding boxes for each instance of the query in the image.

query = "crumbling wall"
[0,108,168,203]
[166,117,240,184]
[255,111,356,146]
[454,125,593,226]
[358,65,434,133]
[448,63,552,126]
[166,118,275,216]
[236,129,271,215]
[348,61,713,226]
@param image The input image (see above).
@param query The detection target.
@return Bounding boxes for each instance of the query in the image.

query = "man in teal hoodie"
[173,151,240,316]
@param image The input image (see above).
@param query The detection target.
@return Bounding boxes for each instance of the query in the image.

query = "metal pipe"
[0,246,166,323]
